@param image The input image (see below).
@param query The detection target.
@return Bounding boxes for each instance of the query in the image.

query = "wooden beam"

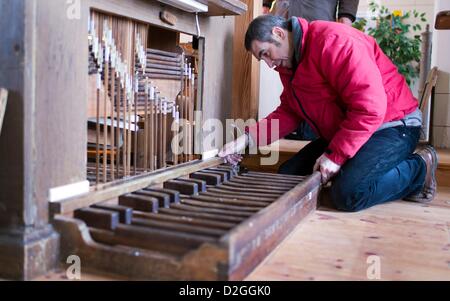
[197,0,248,16]
[231,0,261,121]
[0,88,7,135]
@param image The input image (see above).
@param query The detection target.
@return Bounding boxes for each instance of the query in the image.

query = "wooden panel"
[231,0,261,120]
[88,0,206,36]
[34,0,88,214]
[52,170,320,280]
[198,0,247,16]
[0,88,7,135]
[0,0,61,280]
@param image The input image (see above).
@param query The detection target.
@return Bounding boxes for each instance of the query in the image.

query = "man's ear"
[271,26,286,41]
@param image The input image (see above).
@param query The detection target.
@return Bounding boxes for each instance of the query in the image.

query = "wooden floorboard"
[245,189,450,281]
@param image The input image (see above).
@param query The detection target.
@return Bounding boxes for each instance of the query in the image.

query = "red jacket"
[247,18,418,165]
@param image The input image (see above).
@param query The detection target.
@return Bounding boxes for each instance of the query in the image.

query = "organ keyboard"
[52,158,321,280]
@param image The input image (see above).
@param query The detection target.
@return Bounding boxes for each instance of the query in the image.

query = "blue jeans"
[278,126,426,212]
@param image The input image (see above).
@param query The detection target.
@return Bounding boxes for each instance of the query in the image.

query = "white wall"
[431,0,450,148]
[258,62,283,120]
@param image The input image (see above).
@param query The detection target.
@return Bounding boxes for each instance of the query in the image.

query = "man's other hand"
[218,134,248,166]
[313,153,341,184]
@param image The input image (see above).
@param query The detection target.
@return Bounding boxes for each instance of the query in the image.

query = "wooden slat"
[90,224,216,256]
[199,169,229,182]
[131,217,226,237]
[119,194,159,213]
[190,172,222,185]
[203,187,280,200]
[133,190,171,208]
[145,188,181,204]
[158,207,244,223]
[133,211,235,230]
[170,203,253,217]
[147,53,181,63]
[177,178,207,192]
[164,179,198,195]
[200,190,277,203]
[223,181,290,193]
[246,171,305,180]
[192,195,268,207]
[146,48,180,58]
[91,204,133,224]
[215,165,238,176]
[74,208,119,230]
[209,185,284,196]
[181,198,261,212]
[230,177,298,188]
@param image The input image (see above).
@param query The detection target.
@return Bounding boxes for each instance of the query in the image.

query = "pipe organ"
[87,10,198,185]
[0,0,321,281]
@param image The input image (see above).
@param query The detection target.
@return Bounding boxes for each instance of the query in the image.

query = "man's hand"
[337,17,353,26]
[313,153,341,184]
[218,134,249,166]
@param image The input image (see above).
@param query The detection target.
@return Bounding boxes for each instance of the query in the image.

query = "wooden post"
[0,0,85,280]
[0,88,7,135]
[231,0,261,121]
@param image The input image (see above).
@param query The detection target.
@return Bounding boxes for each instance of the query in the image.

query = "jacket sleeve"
[319,34,386,165]
[337,0,359,22]
[246,89,301,147]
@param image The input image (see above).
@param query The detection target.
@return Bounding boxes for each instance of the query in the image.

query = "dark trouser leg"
[278,138,328,176]
[330,126,426,212]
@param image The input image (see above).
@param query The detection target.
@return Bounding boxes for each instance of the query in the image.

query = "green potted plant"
[353,2,427,86]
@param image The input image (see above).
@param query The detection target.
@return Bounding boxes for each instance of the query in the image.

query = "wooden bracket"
[160,10,177,26]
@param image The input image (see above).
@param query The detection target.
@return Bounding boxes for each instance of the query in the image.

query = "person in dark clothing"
[263,0,273,14]
[271,0,360,141]
[271,0,359,23]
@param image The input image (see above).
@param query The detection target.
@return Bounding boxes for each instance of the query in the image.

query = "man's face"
[250,27,292,69]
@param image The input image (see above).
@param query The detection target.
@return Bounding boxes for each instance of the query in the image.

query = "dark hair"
[263,0,273,8]
[244,15,289,51]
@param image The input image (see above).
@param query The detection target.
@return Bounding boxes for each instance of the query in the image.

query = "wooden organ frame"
[0,0,321,281]
[0,0,247,280]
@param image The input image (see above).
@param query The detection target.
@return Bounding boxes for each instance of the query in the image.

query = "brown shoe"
[404,145,438,203]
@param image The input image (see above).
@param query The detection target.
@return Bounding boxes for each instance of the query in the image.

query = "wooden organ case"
[0,0,321,280]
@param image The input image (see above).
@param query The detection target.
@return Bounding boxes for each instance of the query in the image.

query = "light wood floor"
[246,186,450,281]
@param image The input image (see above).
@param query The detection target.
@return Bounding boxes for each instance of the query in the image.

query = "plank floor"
[246,187,450,281]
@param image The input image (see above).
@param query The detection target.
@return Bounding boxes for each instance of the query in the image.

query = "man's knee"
[330,179,367,212]
[278,161,298,175]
